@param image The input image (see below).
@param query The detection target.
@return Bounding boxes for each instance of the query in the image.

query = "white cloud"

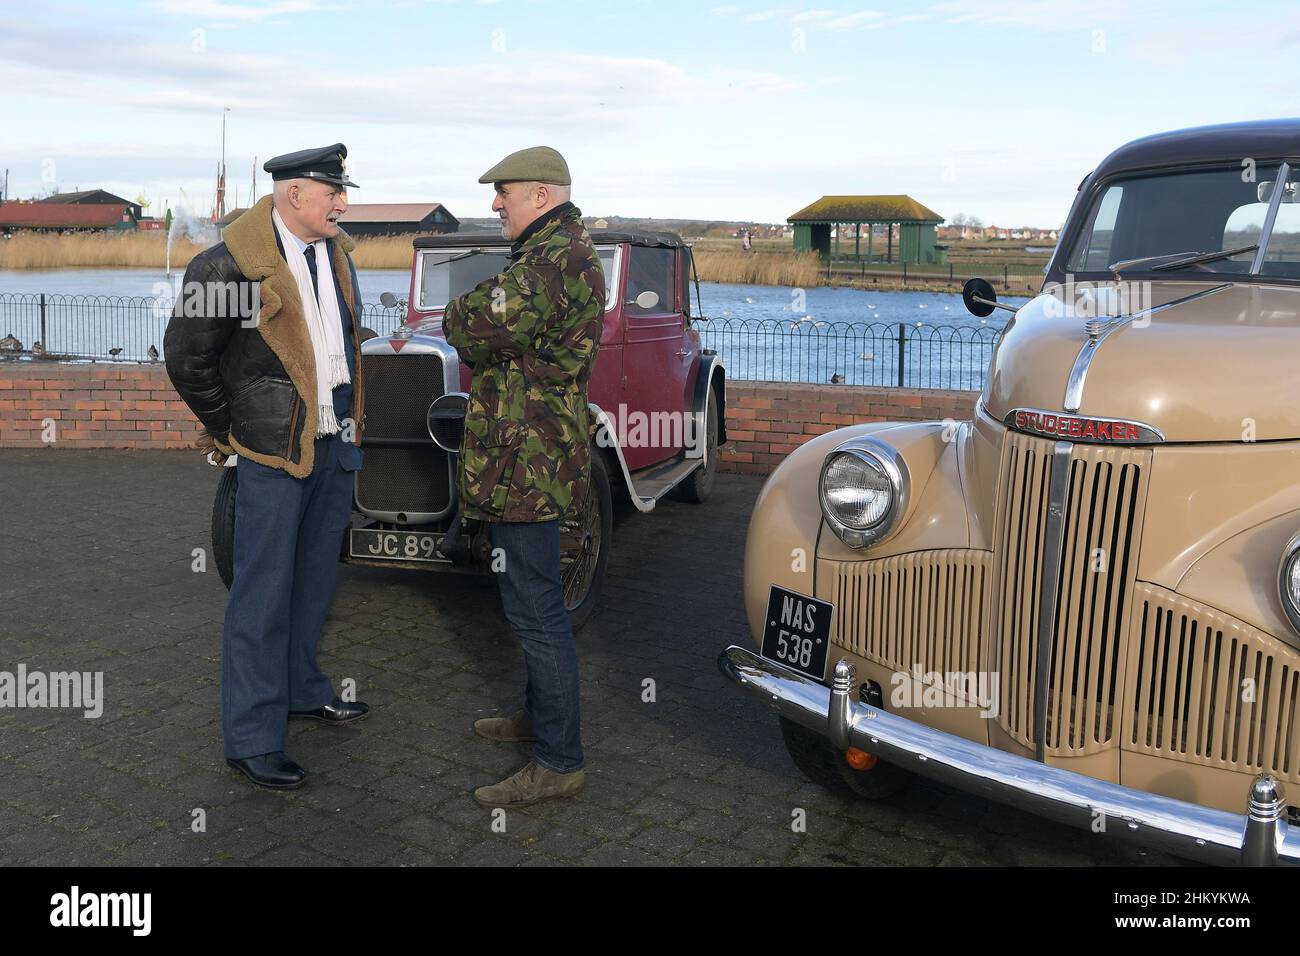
[825,10,887,30]
[0,19,801,131]
[146,0,321,23]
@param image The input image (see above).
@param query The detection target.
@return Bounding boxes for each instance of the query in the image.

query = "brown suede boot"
[473,760,586,807]
[473,710,539,743]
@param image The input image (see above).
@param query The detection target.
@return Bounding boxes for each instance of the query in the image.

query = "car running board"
[624,455,703,511]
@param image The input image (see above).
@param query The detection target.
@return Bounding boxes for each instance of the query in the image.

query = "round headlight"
[818,437,909,550]
[427,392,468,453]
[1278,531,1300,634]
[822,453,893,529]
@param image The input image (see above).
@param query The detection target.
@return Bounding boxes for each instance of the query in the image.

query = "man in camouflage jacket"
[442,146,605,807]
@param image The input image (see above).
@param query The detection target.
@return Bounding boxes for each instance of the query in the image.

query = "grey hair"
[532,182,571,202]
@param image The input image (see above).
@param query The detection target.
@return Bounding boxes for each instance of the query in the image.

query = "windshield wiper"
[1150,243,1257,272]
[1109,252,1198,275]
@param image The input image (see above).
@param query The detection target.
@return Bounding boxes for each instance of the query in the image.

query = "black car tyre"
[778,715,909,799]
[212,466,238,590]
[558,448,613,631]
[673,387,718,504]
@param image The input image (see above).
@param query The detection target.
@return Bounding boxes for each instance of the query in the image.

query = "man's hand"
[196,425,230,465]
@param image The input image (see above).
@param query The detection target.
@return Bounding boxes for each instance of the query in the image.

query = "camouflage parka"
[442,204,606,522]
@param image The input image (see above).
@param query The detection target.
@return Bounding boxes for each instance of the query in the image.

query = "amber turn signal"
[845,747,877,771]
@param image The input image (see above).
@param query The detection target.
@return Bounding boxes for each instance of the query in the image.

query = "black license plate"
[760,585,833,680]
[349,528,447,563]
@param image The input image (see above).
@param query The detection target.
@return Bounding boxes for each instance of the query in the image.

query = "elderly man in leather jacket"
[164,143,369,790]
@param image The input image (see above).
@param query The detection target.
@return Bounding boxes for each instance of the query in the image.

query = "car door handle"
[675,349,690,358]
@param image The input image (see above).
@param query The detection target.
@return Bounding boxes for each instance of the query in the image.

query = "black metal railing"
[694,317,1003,391]
[0,292,1005,391]
[0,292,406,363]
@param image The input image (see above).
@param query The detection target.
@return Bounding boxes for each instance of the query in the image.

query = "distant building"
[788,195,945,264]
[0,200,138,234]
[337,203,458,237]
[41,189,144,221]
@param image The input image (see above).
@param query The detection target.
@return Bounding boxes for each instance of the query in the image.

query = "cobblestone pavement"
[0,450,1176,866]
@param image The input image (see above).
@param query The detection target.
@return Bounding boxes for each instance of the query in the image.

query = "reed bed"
[0,231,418,272]
[0,233,206,270]
[0,231,824,288]
[691,248,821,287]
[347,236,416,270]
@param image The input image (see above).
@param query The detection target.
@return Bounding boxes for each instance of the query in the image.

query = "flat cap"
[264,143,357,188]
[478,146,571,185]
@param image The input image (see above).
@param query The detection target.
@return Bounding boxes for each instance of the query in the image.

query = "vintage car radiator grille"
[356,353,451,518]
[1125,583,1300,785]
[991,431,1151,757]
[827,550,991,678]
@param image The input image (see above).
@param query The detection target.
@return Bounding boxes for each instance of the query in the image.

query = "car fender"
[689,354,727,453]
[589,402,656,513]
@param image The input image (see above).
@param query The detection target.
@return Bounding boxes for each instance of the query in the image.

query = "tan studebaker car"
[721,119,1300,866]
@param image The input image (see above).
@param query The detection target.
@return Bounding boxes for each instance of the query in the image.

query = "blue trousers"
[222,433,361,759]
[489,520,584,772]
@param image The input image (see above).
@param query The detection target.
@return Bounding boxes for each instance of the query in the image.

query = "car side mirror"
[629,290,660,311]
[380,291,399,308]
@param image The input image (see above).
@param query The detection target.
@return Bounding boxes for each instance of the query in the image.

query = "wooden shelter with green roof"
[788,195,945,264]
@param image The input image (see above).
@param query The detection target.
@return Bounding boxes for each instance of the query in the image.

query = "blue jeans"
[221,433,362,759]
[489,520,584,773]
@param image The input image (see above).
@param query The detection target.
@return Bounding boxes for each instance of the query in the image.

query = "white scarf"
[271,207,350,436]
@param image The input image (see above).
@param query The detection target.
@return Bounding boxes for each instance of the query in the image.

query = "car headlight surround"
[1277,530,1300,635]
[818,437,909,550]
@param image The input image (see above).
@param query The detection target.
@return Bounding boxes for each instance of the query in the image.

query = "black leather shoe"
[226,751,306,790]
[289,698,370,723]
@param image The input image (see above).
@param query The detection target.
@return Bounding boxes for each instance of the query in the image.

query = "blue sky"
[3,0,1299,227]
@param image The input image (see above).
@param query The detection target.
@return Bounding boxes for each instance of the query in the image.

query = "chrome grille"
[1126,583,1300,785]
[991,432,1150,756]
[827,550,990,680]
[356,352,453,520]
[990,432,1053,747]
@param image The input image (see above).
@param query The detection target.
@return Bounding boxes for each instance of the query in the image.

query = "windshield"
[1066,164,1300,279]
[417,245,619,312]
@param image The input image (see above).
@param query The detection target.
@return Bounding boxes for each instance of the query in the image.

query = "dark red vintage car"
[212,229,727,628]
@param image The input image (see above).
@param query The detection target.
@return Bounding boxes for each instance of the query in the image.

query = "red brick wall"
[0,363,979,474]
[0,364,200,449]
[719,380,979,476]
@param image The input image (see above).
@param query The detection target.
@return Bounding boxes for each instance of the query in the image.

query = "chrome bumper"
[718,645,1299,867]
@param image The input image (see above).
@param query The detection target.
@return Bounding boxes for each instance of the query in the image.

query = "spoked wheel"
[212,466,238,590]
[558,450,612,631]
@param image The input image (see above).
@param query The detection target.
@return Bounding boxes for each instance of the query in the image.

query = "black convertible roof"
[412,228,686,250]
[1093,118,1300,179]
